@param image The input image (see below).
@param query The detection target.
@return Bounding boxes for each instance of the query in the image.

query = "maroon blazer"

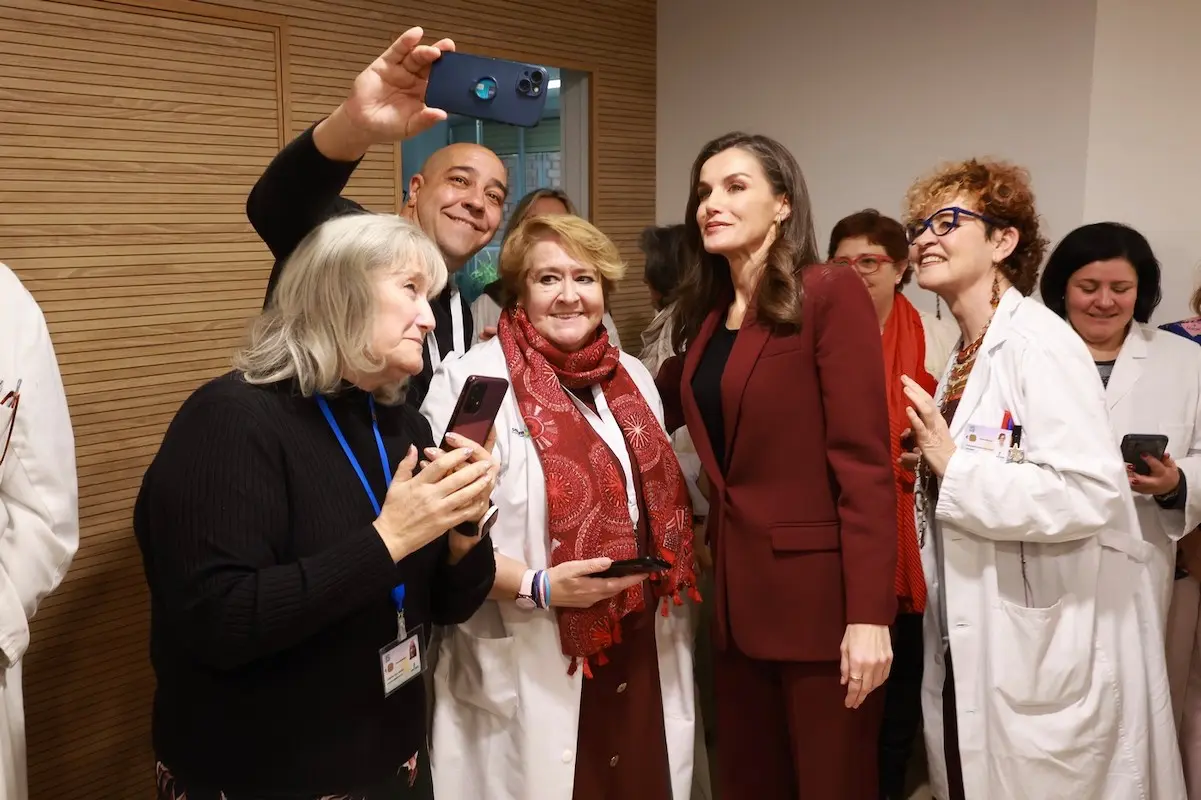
[659,264,897,662]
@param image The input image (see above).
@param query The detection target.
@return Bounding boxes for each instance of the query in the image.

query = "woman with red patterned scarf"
[422,214,698,800]
[828,209,957,799]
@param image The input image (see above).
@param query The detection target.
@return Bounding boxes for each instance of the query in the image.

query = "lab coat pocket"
[447,630,519,720]
[1160,423,1190,462]
[991,596,1091,708]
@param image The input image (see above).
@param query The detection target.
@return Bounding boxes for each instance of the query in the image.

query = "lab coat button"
[616,682,627,693]
[609,755,620,767]
[561,749,573,763]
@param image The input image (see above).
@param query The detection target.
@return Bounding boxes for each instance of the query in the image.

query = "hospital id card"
[962,424,1010,460]
[380,626,424,697]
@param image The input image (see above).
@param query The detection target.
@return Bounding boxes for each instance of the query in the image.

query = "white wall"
[1082,0,1201,321]
[658,0,1201,322]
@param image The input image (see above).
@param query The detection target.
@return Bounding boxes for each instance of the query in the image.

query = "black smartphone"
[440,375,509,452]
[1121,433,1169,476]
[426,52,550,128]
[900,430,917,452]
[592,556,671,579]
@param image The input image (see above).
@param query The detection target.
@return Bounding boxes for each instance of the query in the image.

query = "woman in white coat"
[899,159,1184,799]
[1039,222,1201,625]
[423,213,697,800]
[1040,223,1201,795]
[0,263,78,800]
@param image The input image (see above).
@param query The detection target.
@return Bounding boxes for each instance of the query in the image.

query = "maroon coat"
[659,263,897,662]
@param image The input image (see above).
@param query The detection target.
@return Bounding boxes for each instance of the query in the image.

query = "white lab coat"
[0,263,78,800]
[421,338,695,800]
[1104,323,1201,626]
[470,292,623,350]
[920,288,1184,800]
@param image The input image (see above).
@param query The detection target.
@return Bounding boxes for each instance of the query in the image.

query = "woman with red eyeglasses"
[828,209,957,799]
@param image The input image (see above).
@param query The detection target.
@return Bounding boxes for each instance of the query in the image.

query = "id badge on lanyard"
[314,394,424,696]
[427,288,465,372]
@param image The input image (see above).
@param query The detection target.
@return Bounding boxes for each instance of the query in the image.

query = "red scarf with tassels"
[882,294,936,614]
[498,308,698,677]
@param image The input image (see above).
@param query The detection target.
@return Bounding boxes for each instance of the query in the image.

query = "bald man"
[247,38,508,405]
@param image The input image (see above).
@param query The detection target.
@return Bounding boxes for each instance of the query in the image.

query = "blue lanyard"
[315,394,391,515]
[316,395,407,624]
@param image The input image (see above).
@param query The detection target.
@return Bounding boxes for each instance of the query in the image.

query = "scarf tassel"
[568,656,596,679]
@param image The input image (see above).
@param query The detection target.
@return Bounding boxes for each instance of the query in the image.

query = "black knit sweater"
[134,373,495,797]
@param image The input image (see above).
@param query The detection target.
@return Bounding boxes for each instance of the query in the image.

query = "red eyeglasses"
[831,254,896,275]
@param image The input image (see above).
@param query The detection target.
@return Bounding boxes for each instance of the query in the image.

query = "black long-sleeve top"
[246,124,473,407]
[133,372,495,797]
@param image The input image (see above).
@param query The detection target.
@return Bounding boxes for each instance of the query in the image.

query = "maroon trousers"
[713,642,885,799]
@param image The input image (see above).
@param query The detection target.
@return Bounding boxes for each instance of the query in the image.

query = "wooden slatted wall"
[0,0,656,797]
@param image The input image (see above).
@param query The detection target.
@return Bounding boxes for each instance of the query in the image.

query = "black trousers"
[942,648,966,800]
[878,612,924,799]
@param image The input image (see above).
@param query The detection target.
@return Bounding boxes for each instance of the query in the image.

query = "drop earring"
[990,270,1001,309]
[936,296,942,320]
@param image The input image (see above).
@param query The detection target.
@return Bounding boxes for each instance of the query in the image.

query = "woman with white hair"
[134,213,499,800]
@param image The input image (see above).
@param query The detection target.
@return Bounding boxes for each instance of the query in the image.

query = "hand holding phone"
[544,558,654,609]
[425,52,551,128]
[315,27,456,162]
[1121,433,1169,477]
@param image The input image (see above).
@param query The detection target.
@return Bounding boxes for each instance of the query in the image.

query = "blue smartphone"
[426,52,550,128]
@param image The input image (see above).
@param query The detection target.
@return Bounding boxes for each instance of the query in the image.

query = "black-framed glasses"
[906,206,1008,244]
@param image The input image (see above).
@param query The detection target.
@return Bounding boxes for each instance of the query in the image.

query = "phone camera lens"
[531,71,543,84]
[518,78,532,94]
[465,383,486,412]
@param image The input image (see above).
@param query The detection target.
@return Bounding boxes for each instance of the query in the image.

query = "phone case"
[1121,433,1169,476]
[441,375,509,450]
[426,52,550,128]
[593,557,671,579]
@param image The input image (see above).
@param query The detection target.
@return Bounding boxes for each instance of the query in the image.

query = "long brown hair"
[671,132,819,351]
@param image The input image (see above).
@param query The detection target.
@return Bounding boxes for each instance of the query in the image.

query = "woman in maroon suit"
[657,132,898,798]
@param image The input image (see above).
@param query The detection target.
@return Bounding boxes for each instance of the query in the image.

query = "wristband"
[516,569,538,611]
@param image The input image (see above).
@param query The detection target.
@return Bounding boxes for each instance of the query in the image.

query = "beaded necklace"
[914,311,994,547]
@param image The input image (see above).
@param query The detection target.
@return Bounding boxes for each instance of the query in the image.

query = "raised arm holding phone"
[247,27,509,406]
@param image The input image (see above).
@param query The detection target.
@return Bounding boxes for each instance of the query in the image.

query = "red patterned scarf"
[881,294,936,614]
[498,308,698,676]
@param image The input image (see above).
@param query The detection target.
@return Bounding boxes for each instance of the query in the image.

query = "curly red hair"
[903,158,1049,296]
